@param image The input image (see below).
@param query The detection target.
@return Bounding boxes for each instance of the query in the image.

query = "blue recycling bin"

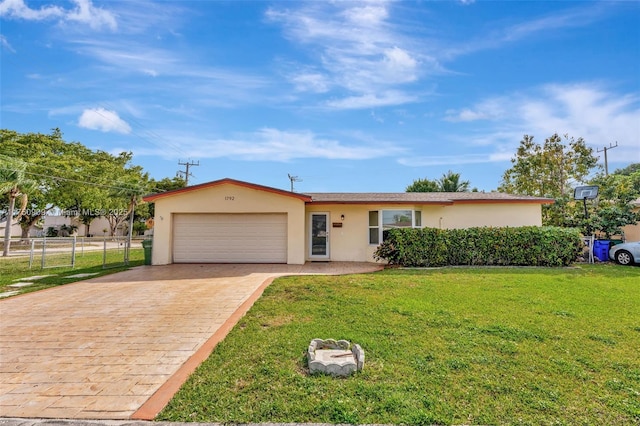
[593,240,610,262]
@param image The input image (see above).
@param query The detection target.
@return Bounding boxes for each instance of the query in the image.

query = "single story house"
[143,178,553,265]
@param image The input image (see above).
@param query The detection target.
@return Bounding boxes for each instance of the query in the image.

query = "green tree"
[499,133,600,225]
[614,163,640,176]
[406,177,439,192]
[1,156,37,256]
[407,171,471,192]
[589,169,640,238]
[438,170,470,192]
[145,176,187,218]
[1,129,153,238]
[93,151,149,237]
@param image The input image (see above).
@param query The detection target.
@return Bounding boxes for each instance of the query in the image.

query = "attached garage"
[144,179,309,265]
[172,213,287,263]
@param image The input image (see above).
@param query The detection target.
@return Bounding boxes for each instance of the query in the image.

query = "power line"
[98,102,193,158]
[0,166,146,194]
[0,154,183,195]
[177,160,199,186]
[597,142,618,176]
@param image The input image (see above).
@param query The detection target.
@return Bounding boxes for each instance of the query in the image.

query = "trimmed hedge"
[373,226,584,267]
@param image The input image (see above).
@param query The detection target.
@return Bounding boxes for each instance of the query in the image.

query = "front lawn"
[0,249,144,295]
[159,265,640,425]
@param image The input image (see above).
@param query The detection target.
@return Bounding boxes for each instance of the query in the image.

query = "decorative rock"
[307,338,365,376]
[8,282,36,288]
[0,291,20,299]
[14,275,53,281]
[64,273,99,279]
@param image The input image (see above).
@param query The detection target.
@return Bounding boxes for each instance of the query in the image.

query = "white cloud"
[65,0,117,31]
[78,108,131,134]
[291,72,330,93]
[444,2,609,59]
[267,1,430,109]
[341,4,389,27]
[445,82,640,165]
[0,0,116,30]
[398,152,509,167]
[0,34,15,52]
[0,0,63,20]
[135,128,404,162]
[326,91,417,109]
[444,99,507,122]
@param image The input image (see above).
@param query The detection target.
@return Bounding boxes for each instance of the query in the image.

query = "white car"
[609,241,640,266]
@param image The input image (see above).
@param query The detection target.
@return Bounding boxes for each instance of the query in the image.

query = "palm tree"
[438,170,470,192]
[1,156,37,257]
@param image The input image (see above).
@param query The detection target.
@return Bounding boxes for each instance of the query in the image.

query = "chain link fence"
[1,237,137,270]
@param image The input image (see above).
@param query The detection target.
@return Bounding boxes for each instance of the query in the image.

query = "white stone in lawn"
[8,282,37,288]
[64,273,99,278]
[14,275,54,281]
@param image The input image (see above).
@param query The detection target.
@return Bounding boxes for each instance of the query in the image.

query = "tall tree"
[407,171,470,192]
[406,177,439,192]
[589,169,640,238]
[1,156,37,256]
[614,163,640,176]
[438,170,470,192]
[499,133,600,225]
[1,129,152,238]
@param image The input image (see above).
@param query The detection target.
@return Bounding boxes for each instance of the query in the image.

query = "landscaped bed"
[158,265,640,425]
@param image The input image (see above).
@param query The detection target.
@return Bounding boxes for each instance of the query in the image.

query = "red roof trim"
[143,178,312,202]
[453,199,554,205]
[308,200,455,206]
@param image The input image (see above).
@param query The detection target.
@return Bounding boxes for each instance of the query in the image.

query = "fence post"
[41,236,46,269]
[103,238,107,268]
[29,238,35,270]
[71,236,76,268]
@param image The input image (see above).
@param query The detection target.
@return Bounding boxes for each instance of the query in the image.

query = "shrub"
[374,226,583,267]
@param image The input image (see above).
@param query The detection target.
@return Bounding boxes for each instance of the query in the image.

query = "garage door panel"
[173,213,287,263]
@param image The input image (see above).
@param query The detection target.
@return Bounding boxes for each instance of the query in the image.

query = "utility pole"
[288,174,302,192]
[597,142,618,176]
[177,160,199,186]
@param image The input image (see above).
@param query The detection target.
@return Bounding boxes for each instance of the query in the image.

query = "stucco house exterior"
[143,178,553,265]
[621,197,640,241]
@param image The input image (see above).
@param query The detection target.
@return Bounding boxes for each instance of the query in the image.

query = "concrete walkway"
[0,263,382,420]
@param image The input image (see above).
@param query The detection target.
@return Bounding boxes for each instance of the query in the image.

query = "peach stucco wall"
[622,204,640,241]
[151,183,306,265]
[305,202,543,262]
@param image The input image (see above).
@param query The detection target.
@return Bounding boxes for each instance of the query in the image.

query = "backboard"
[574,185,599,200]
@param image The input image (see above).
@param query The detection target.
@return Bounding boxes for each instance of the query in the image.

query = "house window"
[369,210,422,245]
[368,211,379,244]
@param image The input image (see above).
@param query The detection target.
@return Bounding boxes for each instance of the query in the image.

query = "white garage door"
[173,213,287,263]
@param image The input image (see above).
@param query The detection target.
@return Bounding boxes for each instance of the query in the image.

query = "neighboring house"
[621,197,640,242]
[0,218,22,238]
[0,214,120,238]
[143,178,553,265]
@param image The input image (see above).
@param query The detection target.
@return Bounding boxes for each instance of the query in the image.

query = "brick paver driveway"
[0,263,381,419]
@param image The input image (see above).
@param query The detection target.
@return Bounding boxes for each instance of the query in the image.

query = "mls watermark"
[18,208,129,217]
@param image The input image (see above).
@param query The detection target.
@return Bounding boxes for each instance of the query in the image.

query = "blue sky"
[1,0,639,193]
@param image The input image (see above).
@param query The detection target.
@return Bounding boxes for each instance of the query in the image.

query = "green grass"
[0,248,144,295]
[159,264,640,425]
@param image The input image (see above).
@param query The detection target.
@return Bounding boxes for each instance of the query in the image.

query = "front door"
[309,213,329,260]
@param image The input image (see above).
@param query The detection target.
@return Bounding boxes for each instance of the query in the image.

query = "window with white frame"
[368,209,422,244]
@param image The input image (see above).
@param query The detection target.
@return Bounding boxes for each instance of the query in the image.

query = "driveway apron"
[0,263,381,419]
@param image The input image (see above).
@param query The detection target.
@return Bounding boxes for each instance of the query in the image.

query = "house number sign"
[225,196,235,201]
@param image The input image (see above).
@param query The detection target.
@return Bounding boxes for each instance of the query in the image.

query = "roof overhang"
[143,178,312,203]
